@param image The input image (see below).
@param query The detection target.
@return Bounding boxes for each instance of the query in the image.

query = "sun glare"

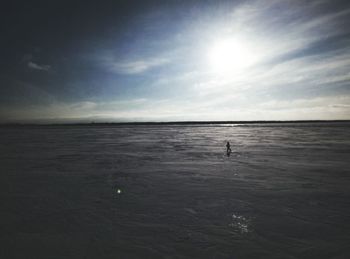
[209,38,257,74]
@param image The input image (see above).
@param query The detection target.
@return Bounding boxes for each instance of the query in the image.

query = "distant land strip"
[1,120,349,127]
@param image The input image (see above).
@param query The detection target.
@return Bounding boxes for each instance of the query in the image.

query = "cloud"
[69,101,97,110]
[27,61,51,71]
[88,46,173,75]
[106,57,169,75]
[223,0,350,64]
[3,0,350,123]
[186,0,350,105]
[259,96,350,110]
[3,93,349,123]
[81,95,350,121]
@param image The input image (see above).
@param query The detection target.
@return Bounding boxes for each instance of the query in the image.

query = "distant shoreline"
[1,120,349,127]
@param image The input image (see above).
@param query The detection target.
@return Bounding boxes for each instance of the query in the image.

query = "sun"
[209,38,256,74]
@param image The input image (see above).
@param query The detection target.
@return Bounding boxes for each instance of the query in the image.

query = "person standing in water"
[226,141,232,155]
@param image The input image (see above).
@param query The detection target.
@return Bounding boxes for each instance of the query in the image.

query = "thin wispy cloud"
[1,0,349,122]
[181,0,350,102]
[27,61,51,71]
[109,57,169,75]
[90,48,172,75]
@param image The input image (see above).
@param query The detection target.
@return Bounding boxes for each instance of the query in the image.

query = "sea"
[1,122,349,258]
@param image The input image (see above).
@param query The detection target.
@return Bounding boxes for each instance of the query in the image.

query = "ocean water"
[0,122,349,258]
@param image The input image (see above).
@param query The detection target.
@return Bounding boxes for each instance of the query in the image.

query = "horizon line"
[1,119,350,126]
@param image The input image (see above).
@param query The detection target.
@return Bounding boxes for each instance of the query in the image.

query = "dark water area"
[1,122,350,258]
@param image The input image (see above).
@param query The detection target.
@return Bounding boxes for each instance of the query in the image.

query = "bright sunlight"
[208,38,257,74]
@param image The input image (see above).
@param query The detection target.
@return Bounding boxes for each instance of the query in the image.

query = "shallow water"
[0,122,350,258]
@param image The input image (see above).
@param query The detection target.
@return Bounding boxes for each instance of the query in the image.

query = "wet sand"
[1,123,350,258]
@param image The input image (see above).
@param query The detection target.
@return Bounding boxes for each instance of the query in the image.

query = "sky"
[0,0,350,123]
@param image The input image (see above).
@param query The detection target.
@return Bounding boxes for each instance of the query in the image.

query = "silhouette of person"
[226,141,232,156]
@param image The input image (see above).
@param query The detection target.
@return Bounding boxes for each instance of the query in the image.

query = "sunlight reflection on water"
[229,213,252,234]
